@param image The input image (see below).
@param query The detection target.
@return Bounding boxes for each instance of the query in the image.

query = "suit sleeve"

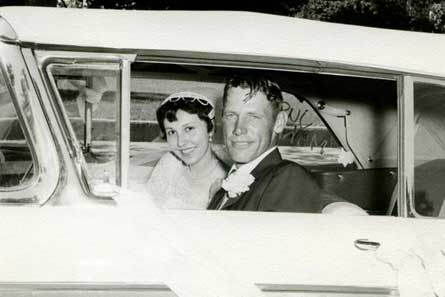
[257,162,331,213]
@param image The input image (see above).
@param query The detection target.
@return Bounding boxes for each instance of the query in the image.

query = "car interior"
[126,64,401,215]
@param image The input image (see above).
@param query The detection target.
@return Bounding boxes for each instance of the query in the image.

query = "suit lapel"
[220,190,241,209]
[251,148,283,179]
[221,148,283,210]
[207,187,226,209]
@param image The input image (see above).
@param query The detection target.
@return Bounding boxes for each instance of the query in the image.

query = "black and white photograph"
[0,1,445,296]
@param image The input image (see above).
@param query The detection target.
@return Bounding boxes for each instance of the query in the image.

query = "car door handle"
[354,239,381,251]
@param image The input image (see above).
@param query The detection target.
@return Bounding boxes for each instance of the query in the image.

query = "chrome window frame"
[36,51,135,199]
[0,42,60,205]
[398,76,412,218]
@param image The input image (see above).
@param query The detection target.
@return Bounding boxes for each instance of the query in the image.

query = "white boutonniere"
[221,170,255,198]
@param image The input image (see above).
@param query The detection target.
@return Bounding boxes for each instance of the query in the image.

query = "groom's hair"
[222,72,284,118]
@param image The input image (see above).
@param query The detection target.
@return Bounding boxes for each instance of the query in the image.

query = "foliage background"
[2,0,445,32]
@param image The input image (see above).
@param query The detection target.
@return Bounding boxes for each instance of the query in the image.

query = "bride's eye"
[166,130,176,136]
[185,126,195,132]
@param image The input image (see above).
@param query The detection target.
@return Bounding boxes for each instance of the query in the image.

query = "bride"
[146,91,227,209]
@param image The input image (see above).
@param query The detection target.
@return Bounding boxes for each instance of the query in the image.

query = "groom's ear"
[273,111,288,134]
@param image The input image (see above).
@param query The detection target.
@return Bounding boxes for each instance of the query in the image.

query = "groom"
[208,73,364,213]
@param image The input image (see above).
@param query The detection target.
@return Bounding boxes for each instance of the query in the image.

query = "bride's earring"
[209,133,213,142]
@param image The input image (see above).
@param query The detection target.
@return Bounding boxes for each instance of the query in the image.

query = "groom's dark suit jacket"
[208,148,341,212]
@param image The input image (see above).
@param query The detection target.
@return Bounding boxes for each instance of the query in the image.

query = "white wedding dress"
[145,152,226,209]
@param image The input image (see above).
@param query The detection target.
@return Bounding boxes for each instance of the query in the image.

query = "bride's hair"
[157,92,215,139]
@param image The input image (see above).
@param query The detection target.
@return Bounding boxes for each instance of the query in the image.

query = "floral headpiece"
[160,91,215,120]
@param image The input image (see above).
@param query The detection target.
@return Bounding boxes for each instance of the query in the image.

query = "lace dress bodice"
[146,152,226,209]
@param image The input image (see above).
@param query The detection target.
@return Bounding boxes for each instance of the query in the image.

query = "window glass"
[293,74,398,215]
[413,81,445,217]
[47,63,120,191]
[0,69,35,188]
[129,63,398,215]
[278,92,342,169]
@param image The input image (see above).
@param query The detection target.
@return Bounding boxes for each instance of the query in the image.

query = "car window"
[127,65,342,190]
[128,63,398,215]
[46,62,121,195]
[413,80,445,217]
[0,69,35,188]
[291,74,398,215]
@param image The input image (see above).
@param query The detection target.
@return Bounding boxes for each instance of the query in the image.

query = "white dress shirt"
[218,146,277,209]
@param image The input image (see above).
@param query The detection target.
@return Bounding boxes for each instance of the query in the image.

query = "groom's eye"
[166,130,176,136]
[184,126,195,132]
[223,112,236,120]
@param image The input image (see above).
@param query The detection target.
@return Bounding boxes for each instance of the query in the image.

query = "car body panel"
[0,207,406,287]
[1,205,445,295]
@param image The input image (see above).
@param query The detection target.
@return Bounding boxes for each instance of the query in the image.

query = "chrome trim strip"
[22,43,423,80]
[0,282,396,295]
[21,48,67,205]
[258,283,396,294]
[118,58,131,187]
[398,76,413,218]
[135,53,400,82]
[35,50,136,65]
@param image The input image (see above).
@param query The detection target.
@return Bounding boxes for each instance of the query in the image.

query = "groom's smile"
[231,141,252,149]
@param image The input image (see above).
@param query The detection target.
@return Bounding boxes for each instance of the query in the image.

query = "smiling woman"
[145,92,227,209]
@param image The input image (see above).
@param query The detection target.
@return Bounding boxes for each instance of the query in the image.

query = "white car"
[0,6,445,297]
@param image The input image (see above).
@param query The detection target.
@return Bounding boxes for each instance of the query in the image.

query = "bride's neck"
[188,146,215,176]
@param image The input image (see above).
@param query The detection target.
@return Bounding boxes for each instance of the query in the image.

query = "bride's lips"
[178,147,196,154]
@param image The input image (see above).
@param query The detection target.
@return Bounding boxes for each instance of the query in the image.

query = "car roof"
[1,6,445,77]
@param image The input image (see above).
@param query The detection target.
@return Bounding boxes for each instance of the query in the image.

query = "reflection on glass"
[414,81,445,217]
[0,69,35,187]
[49,64,120,191]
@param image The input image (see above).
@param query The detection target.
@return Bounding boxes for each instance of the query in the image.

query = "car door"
[121,56,445,296]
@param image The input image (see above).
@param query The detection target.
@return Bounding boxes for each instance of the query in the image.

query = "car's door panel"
[312,168,397,215]
[3,207,441,296]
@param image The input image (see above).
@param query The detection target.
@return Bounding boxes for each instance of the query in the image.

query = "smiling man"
[208,73,366,214]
